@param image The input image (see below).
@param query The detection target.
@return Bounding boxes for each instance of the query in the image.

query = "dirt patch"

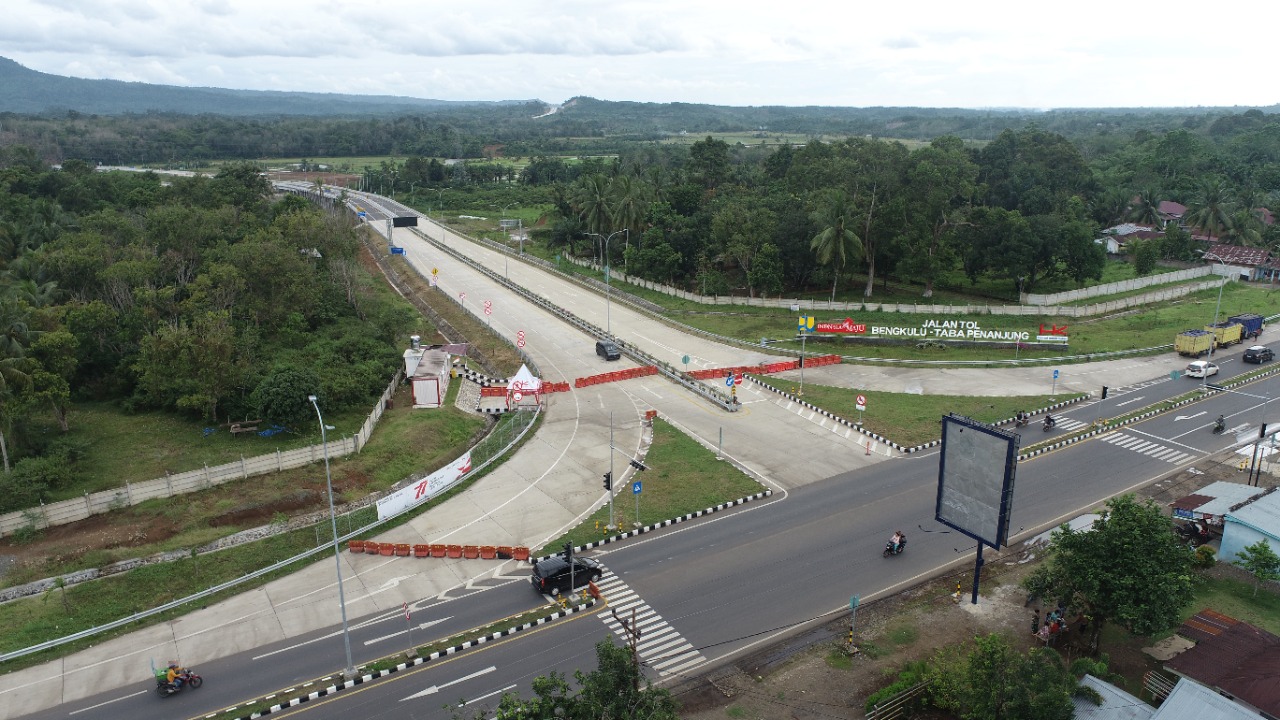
[208,489,322,527]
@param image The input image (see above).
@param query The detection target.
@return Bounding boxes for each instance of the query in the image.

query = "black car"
[530,556,603,596]
[595,340,621,361]
[1244,345,1275,364]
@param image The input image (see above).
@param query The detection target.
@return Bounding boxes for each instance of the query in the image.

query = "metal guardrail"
[410,225,740,412]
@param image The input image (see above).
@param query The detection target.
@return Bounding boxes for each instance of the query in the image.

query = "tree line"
[0,150,416,511]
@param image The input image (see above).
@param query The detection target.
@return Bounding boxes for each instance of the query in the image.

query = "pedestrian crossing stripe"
[1101,433,1191,464]
[593,574,707,678]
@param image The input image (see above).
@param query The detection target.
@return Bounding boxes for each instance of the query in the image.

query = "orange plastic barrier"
[588,581,602,599]
[347,540,365,553]
[479,386,507,397]
[512,546,530,561]
[394,543,411,557]
[446,544,463,558]
[430,543,447,558]
[645,409,658,421]
[413,544,430,557]
[463,545,480,559]
[378,543,394,556]
[480,545,497,559]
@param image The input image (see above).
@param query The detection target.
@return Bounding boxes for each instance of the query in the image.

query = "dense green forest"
[0,152,416,510]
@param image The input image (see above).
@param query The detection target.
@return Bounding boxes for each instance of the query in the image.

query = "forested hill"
[0,57,523,116]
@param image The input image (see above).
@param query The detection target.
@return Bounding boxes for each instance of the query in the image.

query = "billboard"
[935,414,1018,548]
[392,216,418,227]
[376,452,472,519]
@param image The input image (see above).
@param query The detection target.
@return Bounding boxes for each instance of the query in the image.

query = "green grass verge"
[759,377,1073,448]
[539,418,766,555]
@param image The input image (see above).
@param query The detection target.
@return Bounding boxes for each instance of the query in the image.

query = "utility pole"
[612,607,642,692]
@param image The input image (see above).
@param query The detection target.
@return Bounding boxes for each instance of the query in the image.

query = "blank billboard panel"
[392,216,418,227]
[935,414,1018,548]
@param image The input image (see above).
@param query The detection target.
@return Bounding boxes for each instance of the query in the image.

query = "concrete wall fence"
[563,256,1226,319]
[0,371,403,538]
[1022,266,1212,306]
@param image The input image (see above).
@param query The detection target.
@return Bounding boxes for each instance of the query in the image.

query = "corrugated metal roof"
[1165,621,1280,716]
[1227,488,1280,535]
[1151,678,1265,719]
[1172,481,1265,518]
[1179,608,1239,643]
[1074,674,1155,720]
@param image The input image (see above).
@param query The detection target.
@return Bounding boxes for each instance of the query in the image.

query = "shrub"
[864,660,929,712]
[1193,544,1217,569]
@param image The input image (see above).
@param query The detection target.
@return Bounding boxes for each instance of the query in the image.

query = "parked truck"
[1176,329,1215,357]
[1206,321,1244,348]
[1227,313,1265,340]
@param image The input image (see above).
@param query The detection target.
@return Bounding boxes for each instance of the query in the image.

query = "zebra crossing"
[593,573,707,678]
[1045,416,1089,432]
[1100,432,1193,464]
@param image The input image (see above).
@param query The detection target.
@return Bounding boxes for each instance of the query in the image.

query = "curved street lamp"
[1203,252,1228,393]
[588,229,628,334]
[308,395,356,679]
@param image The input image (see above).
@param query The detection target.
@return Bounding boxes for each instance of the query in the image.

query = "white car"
[1185,361,1219,378]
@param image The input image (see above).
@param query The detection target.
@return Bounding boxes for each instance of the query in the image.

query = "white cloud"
[4,0,1276,108]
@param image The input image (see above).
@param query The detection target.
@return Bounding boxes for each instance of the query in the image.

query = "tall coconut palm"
[1184,178,1236,242]
[573,174,613,236]
[1126,188,1163,227]
[0,299,34,473]
[810,190,863,303]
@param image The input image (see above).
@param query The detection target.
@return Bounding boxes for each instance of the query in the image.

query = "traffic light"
[563,542,573,560]
[603,471,612,491]
[628,459,647,471]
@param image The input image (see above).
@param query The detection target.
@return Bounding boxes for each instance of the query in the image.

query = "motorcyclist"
[1015,411,1028,426]
[1043,414,1055,429]
[889,530,905,554]
[165,661,188,690]
[1215,415,1226,432]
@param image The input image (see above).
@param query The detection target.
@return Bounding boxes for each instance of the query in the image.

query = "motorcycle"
[883,539,907,557]
[155,670,203,697]
[1042,416,1057,432]
[1212,417,1226,434]
[1014,414,1030,428]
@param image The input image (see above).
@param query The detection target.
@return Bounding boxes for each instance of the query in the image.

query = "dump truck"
[1227,313,1265,339]
[1206,321,1244,348]
[1175,329,1214,357]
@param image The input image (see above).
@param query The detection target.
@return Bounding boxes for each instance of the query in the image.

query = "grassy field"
[760,377,1073,447]
[539,418,766,555]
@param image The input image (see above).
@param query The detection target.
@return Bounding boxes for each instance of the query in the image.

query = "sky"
[4,0,1275,110]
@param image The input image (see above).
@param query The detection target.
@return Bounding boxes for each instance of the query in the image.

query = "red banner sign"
[814,318,867,334]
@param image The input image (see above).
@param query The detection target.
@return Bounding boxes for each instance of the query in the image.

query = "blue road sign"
[725,374,734,387]
[632,481,642,495]
[390,246,405,255]
[1053,369,1059,379]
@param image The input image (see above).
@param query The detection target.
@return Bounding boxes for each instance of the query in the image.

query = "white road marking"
[68,690,149,715]
[401,666,497,701]
[364,617,452,645]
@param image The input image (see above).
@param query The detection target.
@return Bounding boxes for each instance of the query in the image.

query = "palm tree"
[1126,188,1163,227]
[810,191,863,303]
[1184,178,1236,242]
[573,174,613,236]
[0,299,33,473]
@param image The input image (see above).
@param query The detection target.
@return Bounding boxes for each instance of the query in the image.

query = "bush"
[1193,544,1217,569]
[864,660,928,712]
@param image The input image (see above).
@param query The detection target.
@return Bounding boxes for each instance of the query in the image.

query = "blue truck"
[1227,313,1265,340]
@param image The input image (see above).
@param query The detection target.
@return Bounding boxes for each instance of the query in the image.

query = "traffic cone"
[865,440,871,456]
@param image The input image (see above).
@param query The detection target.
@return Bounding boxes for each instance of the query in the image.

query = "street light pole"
[1204,253,1227,393]
[589,229,627,335]
[308,395,356,679]
[435,189,445,221]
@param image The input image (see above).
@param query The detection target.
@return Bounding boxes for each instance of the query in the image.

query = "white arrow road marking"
[1115,396,1145,407]
[401,666,497,701]
[1175,411,1207,421]
[377,574,418,591]
[364,617,453,645]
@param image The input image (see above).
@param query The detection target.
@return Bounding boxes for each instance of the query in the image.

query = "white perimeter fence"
[0,371,402,538]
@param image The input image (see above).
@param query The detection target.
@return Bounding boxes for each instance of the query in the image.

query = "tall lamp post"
[435,189,445,221]
[1204,252,1228,393]
[308,395,356,679]
[588,229,627,335]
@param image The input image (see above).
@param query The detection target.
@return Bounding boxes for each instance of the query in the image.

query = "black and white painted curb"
[748,375,1090,455]
[533,489,774,561]
[221,600,596,720]
[455,364,509,387]
[1016,367,1280,459]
